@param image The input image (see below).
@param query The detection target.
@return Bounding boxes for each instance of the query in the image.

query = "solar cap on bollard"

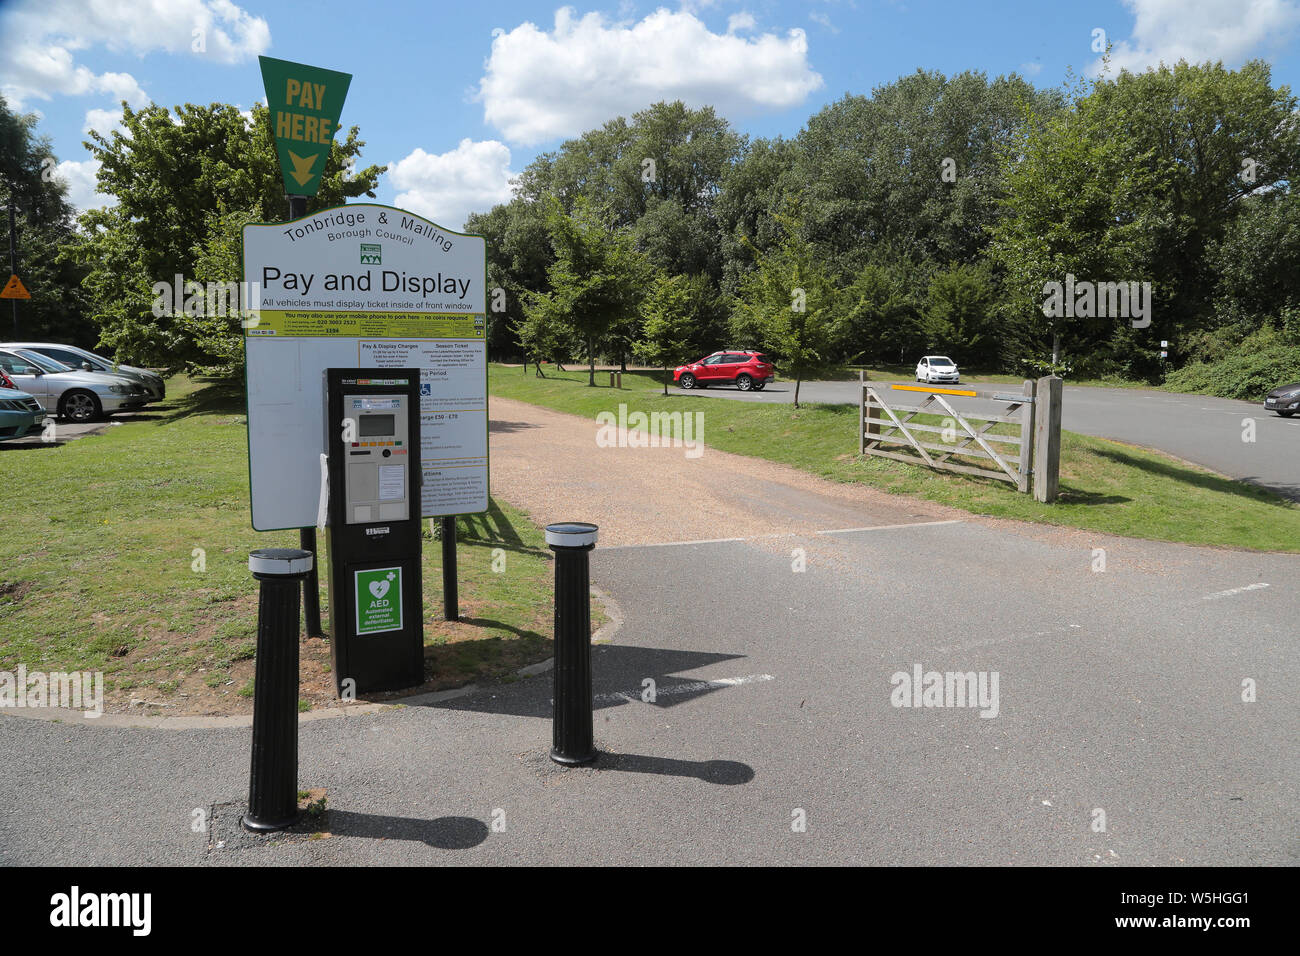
[248,548,315,578]
[545,522,599,549]
[545,522,599,765]
[242,547,312,833]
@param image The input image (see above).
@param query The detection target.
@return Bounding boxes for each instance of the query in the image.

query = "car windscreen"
[931,357,955,366]
[16,349,73,373]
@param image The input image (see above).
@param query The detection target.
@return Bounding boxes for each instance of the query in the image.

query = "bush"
[1163,327,1300,400]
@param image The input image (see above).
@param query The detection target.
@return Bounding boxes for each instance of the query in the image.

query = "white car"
[916,355,961,384]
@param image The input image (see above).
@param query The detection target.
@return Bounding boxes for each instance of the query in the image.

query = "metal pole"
[546,522,598,765]
[8,194,17,337]
[243,548,312,832]
[441,515,458,621]
[285,193,322,637]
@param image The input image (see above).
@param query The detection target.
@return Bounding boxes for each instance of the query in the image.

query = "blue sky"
[2,0,1299,227]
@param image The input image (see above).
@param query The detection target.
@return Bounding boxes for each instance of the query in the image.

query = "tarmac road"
[677,379,1300,500]
[1,518,1294,866]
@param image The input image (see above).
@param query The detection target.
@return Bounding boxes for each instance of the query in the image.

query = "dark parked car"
[1263,382,1300,417]
[674,351,775,391]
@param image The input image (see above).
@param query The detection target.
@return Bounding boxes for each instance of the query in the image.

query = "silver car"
[1,341,165,401]
[0,348,149,421]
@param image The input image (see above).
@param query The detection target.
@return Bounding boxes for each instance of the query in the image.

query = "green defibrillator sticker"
[355,567,402,634]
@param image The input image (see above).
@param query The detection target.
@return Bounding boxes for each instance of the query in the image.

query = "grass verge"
[0,375,575,714]
[490,365,1300,552]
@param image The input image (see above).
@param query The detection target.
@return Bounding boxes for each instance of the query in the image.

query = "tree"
[77,101,385,370]
[729,214,838,408]
[0,95,93,344]
[524,197,649,385]
[1091,59,1300,348]
[792,71,1060,274]
[988,68,1163,369]
[466,198,553,360]
[834,258,925,366]
[515,288,577,376]
[511,101,742,310]
[633,273,696,393]
[922,262,999,366]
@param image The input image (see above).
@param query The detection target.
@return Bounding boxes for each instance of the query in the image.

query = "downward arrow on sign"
[287,150,317,186]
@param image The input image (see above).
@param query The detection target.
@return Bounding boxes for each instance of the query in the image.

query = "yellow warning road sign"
[0,275,30,299]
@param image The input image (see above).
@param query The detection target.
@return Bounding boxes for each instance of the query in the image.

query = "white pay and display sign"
[242,204,488,530]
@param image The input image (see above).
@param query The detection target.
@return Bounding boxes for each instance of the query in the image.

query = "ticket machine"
[323,368,424,694]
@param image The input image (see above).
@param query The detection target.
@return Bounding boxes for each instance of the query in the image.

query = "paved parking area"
[0,396,1294,865]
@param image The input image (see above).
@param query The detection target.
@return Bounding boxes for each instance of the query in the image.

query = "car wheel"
[736,374,753,391]
[753,382,766,391]
[1278,410,1295,417]
[59,390,102,422]
[679,373,696,389]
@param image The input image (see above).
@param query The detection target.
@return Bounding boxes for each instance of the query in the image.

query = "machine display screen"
[359,414,395,437]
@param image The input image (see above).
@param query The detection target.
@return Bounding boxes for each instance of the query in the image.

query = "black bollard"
[546,522,599,765]
[442,515,458,621]
[242,547,312,832]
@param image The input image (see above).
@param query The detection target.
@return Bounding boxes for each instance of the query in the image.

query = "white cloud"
[1019,61,1043,78]
[388,139,517,231]
[54,158,112,212]
[83,107,124,138]
[727,12,756,33]
[809,12,839,34]
[1096,0,1300,75]
[477,7,823,145]
[0,0,270,109]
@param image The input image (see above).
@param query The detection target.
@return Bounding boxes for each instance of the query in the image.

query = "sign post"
[259,55,354,638]
[242,203,488,691]
[5,194,25,335]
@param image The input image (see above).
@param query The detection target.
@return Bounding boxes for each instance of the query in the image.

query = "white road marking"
[933,623,1082,655]
[603,536,747,551]
[602,519,963,550]
[1201,582,1270,601]
[818,519,964,535]
[590,673,775,705]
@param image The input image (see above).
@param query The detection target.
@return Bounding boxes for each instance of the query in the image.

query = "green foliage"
[466,198,553,358]
[834,259,924,365]
[922,261,999,365]
[989,66,1163,365]
[1204,190,1300,351]
[76,101,385,371]
[729,213,838,406]
[0,95,94,345]
[1162,326,1300,400]
[633,273,697,393]
[794,71,1059,274]
[521,197,649,383]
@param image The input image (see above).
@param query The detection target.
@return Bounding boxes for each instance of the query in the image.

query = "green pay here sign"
[259,55,352,197]
[355,567,402,635]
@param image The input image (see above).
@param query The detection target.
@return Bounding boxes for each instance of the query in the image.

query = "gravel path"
[488,397,951,546]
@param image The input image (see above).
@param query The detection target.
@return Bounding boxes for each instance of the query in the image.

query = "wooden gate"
[859,378,1036,493]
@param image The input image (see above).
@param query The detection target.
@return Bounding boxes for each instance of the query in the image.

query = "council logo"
[360,242,381,265]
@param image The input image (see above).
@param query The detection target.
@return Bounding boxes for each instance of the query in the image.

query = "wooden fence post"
[859,370,866,456]
[1017,378,1036,494]
[1033,375,1063,502]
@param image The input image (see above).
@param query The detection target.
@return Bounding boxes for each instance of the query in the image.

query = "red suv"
[674,351,775,391]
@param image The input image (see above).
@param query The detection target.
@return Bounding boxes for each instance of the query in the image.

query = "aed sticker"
[355,566,402,634]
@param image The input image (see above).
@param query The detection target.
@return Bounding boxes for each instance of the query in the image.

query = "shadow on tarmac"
[594,752,754,785]
[321,811,489,849]
[417,644,749,718]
